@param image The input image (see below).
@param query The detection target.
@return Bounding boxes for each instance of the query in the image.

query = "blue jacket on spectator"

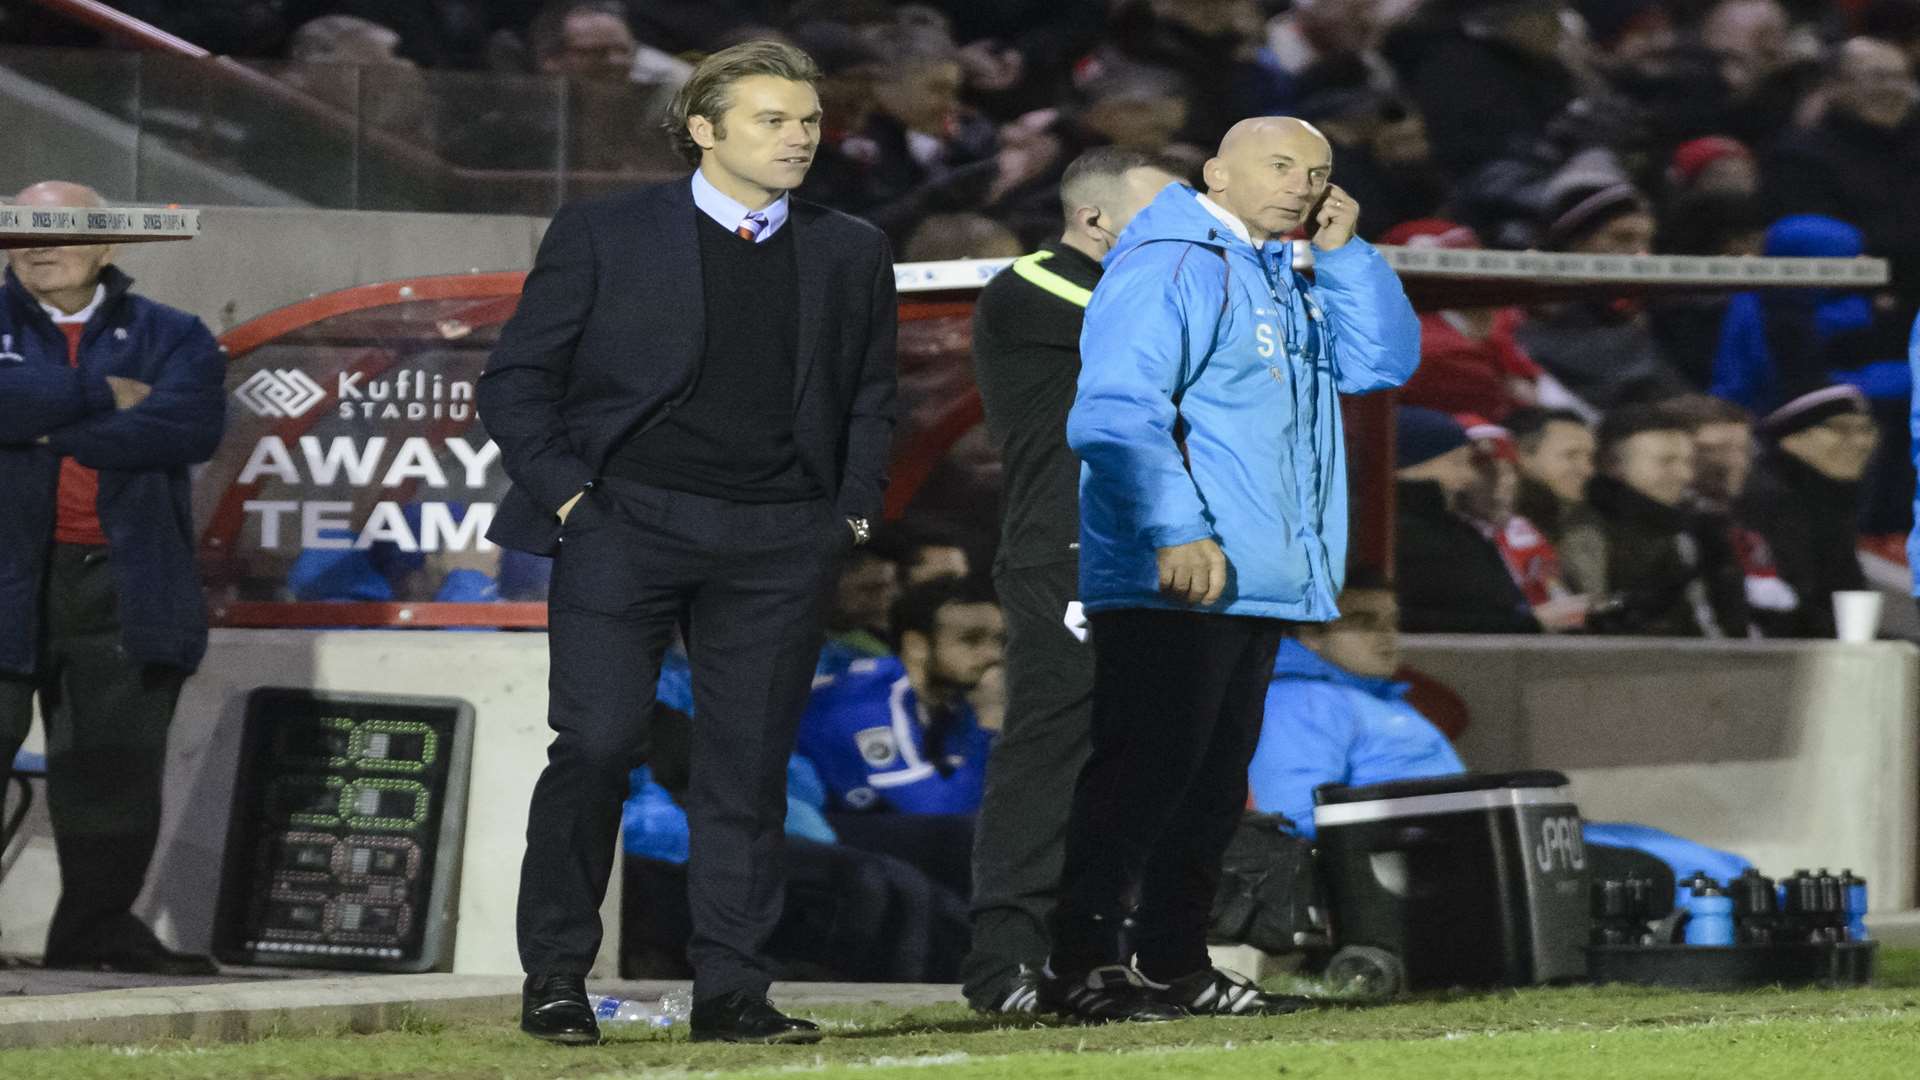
[1909,310,1920,590]
[1250,640,1750,883]
[286,532,394,602]
[0,265,224,675]
[1249,640,1464,835]
[1711,216,1873,412]
[1068,184,1420,620]
[796,656,992,815]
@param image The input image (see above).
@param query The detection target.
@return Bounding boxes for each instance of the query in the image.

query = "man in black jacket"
[1564,405,1750,637]
[1765,38,1920,309]
[1393,407,1542,634]
[1510,407,1600,548]
[960,147,1180,1015]
[478,41,896,1047]
[0,180,225,974]
[1738,384,1879,637]
[1513,179,1692,411]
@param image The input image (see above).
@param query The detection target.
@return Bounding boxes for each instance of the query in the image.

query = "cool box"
[1312,770,1590,993]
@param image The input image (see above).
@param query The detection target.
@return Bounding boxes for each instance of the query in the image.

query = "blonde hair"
[663,40,821,167]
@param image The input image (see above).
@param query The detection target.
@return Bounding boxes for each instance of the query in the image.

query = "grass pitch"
[8,950,1919,1080]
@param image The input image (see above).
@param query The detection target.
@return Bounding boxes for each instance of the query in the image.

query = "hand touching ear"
[1312,185,1359,250]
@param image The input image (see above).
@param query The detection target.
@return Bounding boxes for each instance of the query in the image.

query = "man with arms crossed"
[961,147,1182,1014]
[478,41,896,1046]
[0,181,224,974]
[1047,117,1420,1021]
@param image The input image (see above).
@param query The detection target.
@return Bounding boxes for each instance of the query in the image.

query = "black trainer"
[520,973,600,1045]
[1039,964,1187,1023]
[1147,967,1314,1016]
[971,963,1041,1016]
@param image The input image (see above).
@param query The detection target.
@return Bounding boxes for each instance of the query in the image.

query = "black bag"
[1206,812,1327,955]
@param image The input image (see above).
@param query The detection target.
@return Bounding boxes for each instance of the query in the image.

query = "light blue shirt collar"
[691,167,789,242]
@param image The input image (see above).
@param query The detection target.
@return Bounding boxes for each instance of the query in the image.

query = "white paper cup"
[1832,590,1884,643]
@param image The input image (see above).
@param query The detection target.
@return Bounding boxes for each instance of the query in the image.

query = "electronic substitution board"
[214,688,474,971]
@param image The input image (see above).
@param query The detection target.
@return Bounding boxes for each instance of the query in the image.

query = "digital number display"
[217,690,467,971]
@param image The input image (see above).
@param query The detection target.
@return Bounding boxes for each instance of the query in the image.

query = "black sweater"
[607,212,818,502]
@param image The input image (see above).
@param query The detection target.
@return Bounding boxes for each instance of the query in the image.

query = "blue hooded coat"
[1068,185,1420,620]
[1249,640,1464,835]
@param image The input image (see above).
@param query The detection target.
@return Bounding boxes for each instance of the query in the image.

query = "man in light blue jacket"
[1042,117,1420,1022]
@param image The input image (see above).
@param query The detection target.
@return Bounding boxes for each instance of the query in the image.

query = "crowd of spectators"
[1393,384,1883,637]
[4,3,1913,279]
[9,0,1912,637]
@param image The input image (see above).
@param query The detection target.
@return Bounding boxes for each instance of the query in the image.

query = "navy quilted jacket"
[0,265,224,674]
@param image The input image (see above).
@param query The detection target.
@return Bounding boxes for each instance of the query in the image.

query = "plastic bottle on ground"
[588,988,694,1030]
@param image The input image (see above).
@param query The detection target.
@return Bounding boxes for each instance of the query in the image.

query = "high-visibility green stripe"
[1009,250,1093,308]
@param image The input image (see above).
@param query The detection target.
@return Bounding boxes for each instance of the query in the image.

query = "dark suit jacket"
[478,178,898,555]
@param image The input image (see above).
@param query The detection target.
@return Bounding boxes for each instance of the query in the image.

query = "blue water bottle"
[1840,870,1870,941]
[1683,883,1736,947]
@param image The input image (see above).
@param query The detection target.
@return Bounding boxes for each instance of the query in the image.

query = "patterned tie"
[736,211,769,242]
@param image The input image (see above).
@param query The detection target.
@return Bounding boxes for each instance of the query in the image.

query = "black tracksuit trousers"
[1047,607,1289,981]
[961,559,1093,1001]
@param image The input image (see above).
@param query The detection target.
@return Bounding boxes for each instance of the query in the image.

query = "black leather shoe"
[43,917,219,976]
[689,990,822,1044]
[521,973,600,1045]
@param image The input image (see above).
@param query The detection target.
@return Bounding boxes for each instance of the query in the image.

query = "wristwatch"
[846,516,872,546]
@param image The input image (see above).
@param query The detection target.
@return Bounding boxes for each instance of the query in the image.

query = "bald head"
[6,181,114,314]
[1216,117,1328,160]
[11,181,107,209]
[1202,117,1332,243]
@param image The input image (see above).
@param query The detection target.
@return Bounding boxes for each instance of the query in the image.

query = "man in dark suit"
[477,40,897,1046]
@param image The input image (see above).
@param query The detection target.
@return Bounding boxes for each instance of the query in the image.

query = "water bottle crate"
[1586,940,1876,990]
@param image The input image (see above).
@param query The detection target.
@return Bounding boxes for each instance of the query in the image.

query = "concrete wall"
[7,633,1916,971]
[1401,636,1920,910]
